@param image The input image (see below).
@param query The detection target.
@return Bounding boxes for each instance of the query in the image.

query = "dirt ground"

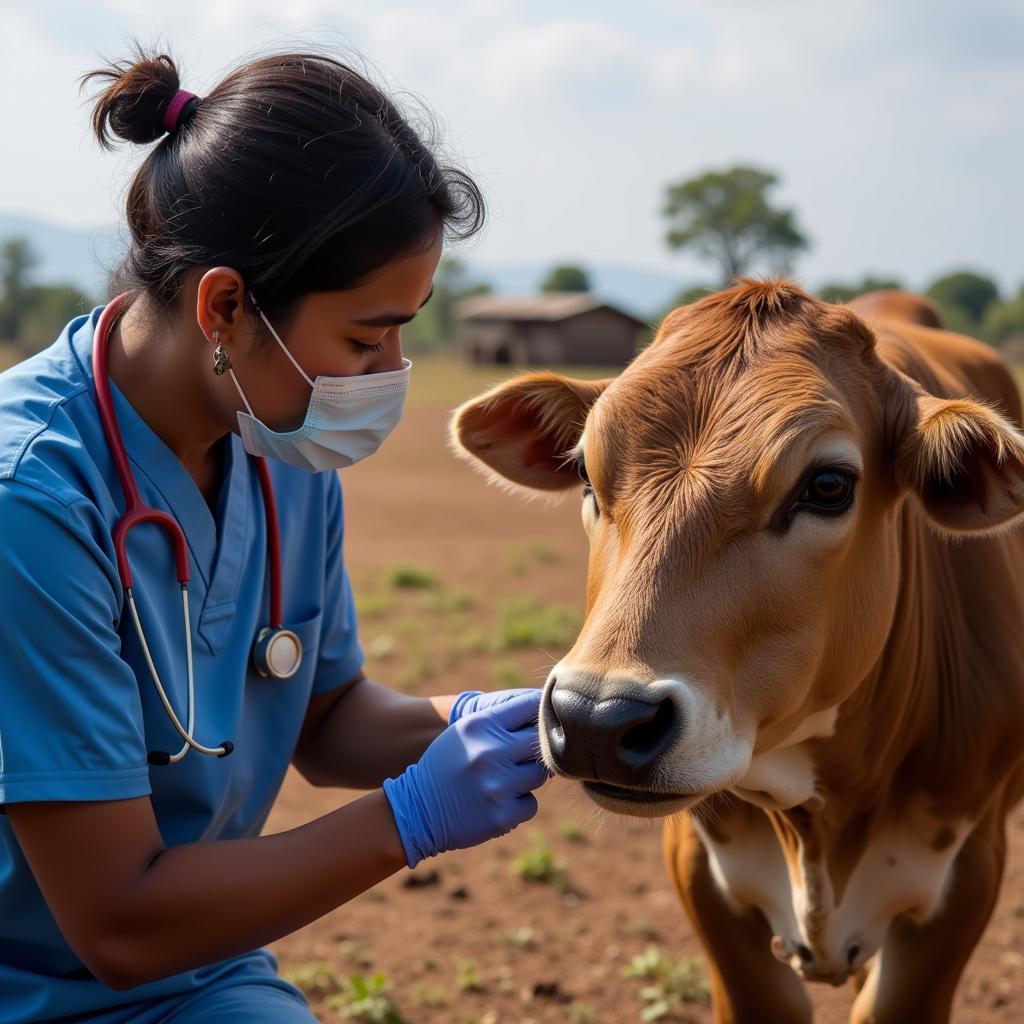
[265,359,1024,1023]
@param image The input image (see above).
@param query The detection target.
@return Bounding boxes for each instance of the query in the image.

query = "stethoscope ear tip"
[148,750,172,766]
[217,741,235,758]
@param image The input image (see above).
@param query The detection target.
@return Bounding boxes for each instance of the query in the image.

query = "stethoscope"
[93,293,303,766]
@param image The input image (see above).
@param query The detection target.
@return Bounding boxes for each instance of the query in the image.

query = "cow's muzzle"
[541,680,681,787]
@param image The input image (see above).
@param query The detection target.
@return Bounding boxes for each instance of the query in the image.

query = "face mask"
[226,295,412,473]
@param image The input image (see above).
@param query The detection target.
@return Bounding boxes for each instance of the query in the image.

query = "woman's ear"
[450,372,612,494]
[195,267,247,342]
[890,370,1024,534]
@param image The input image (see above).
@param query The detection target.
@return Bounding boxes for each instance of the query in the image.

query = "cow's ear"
[892,375,1024,534]
[450,372,612,493]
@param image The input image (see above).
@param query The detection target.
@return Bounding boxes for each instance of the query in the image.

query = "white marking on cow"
[696,798,972,984]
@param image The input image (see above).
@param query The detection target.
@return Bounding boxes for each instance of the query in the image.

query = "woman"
[0,46,549,1022]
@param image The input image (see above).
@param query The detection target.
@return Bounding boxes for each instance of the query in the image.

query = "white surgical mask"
[226,295,412,472]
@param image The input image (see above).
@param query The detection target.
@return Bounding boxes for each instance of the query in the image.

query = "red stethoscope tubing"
[92,293,283,628]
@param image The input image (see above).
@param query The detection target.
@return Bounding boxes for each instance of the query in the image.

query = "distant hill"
[0,213,694,320]
[0,214,121,298]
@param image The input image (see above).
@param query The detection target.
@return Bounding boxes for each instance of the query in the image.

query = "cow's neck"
[784,496,1024,838]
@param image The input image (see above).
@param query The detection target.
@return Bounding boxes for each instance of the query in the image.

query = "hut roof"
[455,292,646,327]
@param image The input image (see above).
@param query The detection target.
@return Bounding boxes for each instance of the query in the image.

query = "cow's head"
[451,280,1024,818]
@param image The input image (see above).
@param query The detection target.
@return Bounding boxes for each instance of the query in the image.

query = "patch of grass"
[492,659,526,686]
[355,592,396,620]
[498,597,579,650]
[388,564,438,590]
[417,586,477,614]
[282,961,343,999]
[326,972,408,1023]
[512,832,571,892]
[454,956,486,993]
[622,946,710,1019]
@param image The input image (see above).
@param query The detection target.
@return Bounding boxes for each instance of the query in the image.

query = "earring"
[212,330,233,376]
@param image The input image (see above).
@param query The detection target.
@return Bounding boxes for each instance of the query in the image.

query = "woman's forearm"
[299,678,456,789]
[102,789,406,989]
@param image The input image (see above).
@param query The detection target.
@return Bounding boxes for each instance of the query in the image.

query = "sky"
[1,0,1021,291]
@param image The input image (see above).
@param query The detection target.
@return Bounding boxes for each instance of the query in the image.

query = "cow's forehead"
[589,351,864,485]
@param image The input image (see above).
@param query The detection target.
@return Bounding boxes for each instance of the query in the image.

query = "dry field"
[265,357,1024,1023]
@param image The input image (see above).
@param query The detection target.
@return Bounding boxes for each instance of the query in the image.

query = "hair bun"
[81,46,184,149]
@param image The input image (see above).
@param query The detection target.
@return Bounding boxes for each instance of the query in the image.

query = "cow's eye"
[795,468,856,514]
[577,458,596,504]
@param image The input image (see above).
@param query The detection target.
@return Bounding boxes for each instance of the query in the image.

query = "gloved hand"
[447,687,541,725]
[382,690,548,868]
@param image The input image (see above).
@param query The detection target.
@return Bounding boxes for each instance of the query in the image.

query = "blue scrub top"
[0,306,366,1021]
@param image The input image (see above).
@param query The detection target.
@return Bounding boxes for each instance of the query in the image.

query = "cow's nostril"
[545,688,680,786]
[619,698,675,757]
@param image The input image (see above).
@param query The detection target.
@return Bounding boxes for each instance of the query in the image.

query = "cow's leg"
[850,816,1007,1024]
[662,811,812,1024]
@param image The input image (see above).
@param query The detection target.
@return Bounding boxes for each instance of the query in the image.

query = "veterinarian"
[0,47,549,1023]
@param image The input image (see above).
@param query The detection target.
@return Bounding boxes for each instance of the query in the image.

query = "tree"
[926,270,999,329]
[541,264,590,293]
[817,276,903,304]
[0,237,39,340]
[982,285,1024,347]
[662,165,808,285]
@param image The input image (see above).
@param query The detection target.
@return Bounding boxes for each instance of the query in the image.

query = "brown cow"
[450,280,1024,1023]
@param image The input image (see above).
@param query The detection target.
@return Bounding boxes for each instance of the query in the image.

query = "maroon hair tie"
[163,89,199,133]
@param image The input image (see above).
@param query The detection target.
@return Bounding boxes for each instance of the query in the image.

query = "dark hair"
[81,43,485,326]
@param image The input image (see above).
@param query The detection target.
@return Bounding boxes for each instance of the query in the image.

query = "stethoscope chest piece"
[253,627,303,680]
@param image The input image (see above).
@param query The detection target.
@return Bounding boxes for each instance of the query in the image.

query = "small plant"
[622,946,709,1019]
[512,832,571,892]
[388,564,438,590]
[558,818,587,842]
[569,1002,597,1022]
[327,972,408,1023]
[455,956,486,992]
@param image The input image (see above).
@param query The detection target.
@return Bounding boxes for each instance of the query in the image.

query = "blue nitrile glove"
[382,690,548,868]
[447,687,542,725]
